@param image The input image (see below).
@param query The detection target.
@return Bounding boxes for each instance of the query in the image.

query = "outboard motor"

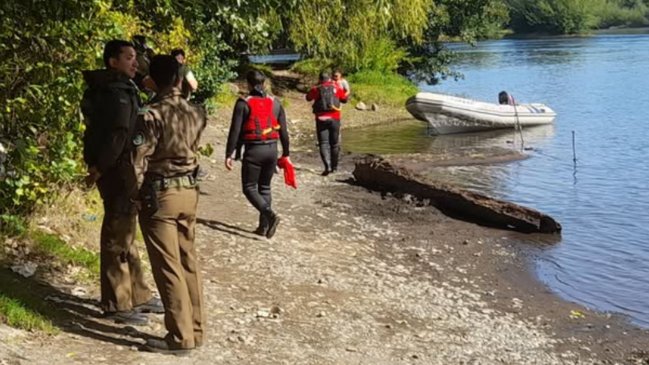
[498,91,513,105]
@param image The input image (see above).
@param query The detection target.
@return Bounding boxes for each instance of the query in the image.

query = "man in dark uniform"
[225,70,290,239]
[81,39,162,325]
[129,55,207,355]
[306,71,348,176]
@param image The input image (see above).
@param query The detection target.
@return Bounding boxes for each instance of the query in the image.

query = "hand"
[84,167,101,187]
[225,157,234,171]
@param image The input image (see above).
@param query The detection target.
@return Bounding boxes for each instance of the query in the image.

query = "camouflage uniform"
[129,87,207,349]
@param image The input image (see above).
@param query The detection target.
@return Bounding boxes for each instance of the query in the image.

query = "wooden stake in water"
[572,130,577,163]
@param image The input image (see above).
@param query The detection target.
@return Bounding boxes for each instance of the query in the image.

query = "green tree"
[0,0,237,225]
[407,0,509,84]
[508,0,599,34]
[287,0,432,73]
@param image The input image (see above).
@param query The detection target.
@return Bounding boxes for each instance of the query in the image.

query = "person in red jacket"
[306,71,348,176]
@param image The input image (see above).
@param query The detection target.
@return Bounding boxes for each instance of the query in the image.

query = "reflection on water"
[344,121,556,202]
[343,120,555,156]
[347,33,649,328]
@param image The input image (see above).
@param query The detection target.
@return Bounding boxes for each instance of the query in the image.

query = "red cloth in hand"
[277,156,297,189]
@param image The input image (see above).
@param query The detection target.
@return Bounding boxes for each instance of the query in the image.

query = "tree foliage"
[287,0,432,73]
[406,0,509,84]
[0,0,512,232]
[0,0,236,225]
[285,0,507,79]
[507,0,649,34]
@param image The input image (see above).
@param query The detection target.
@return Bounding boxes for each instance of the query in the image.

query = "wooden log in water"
[353,157,561,234]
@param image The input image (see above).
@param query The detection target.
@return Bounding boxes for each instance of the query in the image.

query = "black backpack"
[80,86,109,166]
[313,84,340,113]
[80,83,138,166]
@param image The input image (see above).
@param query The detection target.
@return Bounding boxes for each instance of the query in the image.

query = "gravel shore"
[1,86,648,364]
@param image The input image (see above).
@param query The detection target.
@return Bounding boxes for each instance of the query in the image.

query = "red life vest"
[242,96,281,141]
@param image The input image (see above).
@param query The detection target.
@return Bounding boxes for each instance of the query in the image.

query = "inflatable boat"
[406,92,557,135]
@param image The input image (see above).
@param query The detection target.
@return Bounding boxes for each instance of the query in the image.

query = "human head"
[133,35,146,47]
[246,70,266,92]
[171,49,186,64]
[319,71,331,83]
[103,40,138,79]
[332,68,343,81]
[498,91,510,105]
[149,55,182,91]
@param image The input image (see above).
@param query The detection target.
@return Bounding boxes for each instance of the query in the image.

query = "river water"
[343,31,649,327]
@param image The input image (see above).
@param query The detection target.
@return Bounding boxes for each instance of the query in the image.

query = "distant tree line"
[507,0,649,34]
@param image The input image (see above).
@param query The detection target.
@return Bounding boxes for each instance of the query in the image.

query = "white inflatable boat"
[406,92,557,135]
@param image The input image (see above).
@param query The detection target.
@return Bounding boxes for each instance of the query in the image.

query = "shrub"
[348,71,418,106]
[0,2,236,229]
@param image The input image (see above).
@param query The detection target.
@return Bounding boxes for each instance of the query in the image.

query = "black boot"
[330,145,340,173]
[134,297,165,314]
[318,141,331,175]
[253,213,269,236]
[143,338,193,356]
[263,209,281,239]
[104,310,149,326]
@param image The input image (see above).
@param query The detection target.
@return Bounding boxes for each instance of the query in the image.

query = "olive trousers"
[97,176,152,313]
[139,185,205,349]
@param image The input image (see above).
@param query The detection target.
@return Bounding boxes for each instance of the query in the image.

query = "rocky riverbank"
[1,78,649,364]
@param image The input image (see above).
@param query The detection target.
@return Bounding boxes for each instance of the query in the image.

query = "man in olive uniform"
[81,40,162,325]
[129,55,207,355]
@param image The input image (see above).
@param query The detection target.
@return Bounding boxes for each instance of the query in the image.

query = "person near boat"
[306,71,348,176]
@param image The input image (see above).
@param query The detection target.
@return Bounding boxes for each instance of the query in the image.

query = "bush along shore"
[1,71,649,364]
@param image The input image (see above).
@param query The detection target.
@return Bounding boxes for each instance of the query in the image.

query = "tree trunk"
[353,157,561,234]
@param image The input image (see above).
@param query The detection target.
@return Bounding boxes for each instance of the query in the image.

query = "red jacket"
[306,80,348,121]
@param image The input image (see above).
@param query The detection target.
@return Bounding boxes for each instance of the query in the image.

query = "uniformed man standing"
[225,70,290,239]
[81,40,162,325]
[129,55,207,355]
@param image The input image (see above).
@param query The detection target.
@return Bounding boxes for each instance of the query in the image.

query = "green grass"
[30,230,99,278]
[348,70,418,107]
[0,294,57,333]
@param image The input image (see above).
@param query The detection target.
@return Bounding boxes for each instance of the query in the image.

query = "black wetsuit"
[225,90,290,218]
[316,119,340,172]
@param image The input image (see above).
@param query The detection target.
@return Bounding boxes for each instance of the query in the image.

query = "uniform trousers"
[97,175,152,312]
[139,185,204,349]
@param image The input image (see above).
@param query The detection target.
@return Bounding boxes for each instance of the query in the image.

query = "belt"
[243,140,277,145]
[149,175,197,191]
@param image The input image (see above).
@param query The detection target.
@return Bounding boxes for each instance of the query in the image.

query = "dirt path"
[2,84,649,364]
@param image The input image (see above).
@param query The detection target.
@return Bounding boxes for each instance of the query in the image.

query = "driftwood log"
[353,157,561,234]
